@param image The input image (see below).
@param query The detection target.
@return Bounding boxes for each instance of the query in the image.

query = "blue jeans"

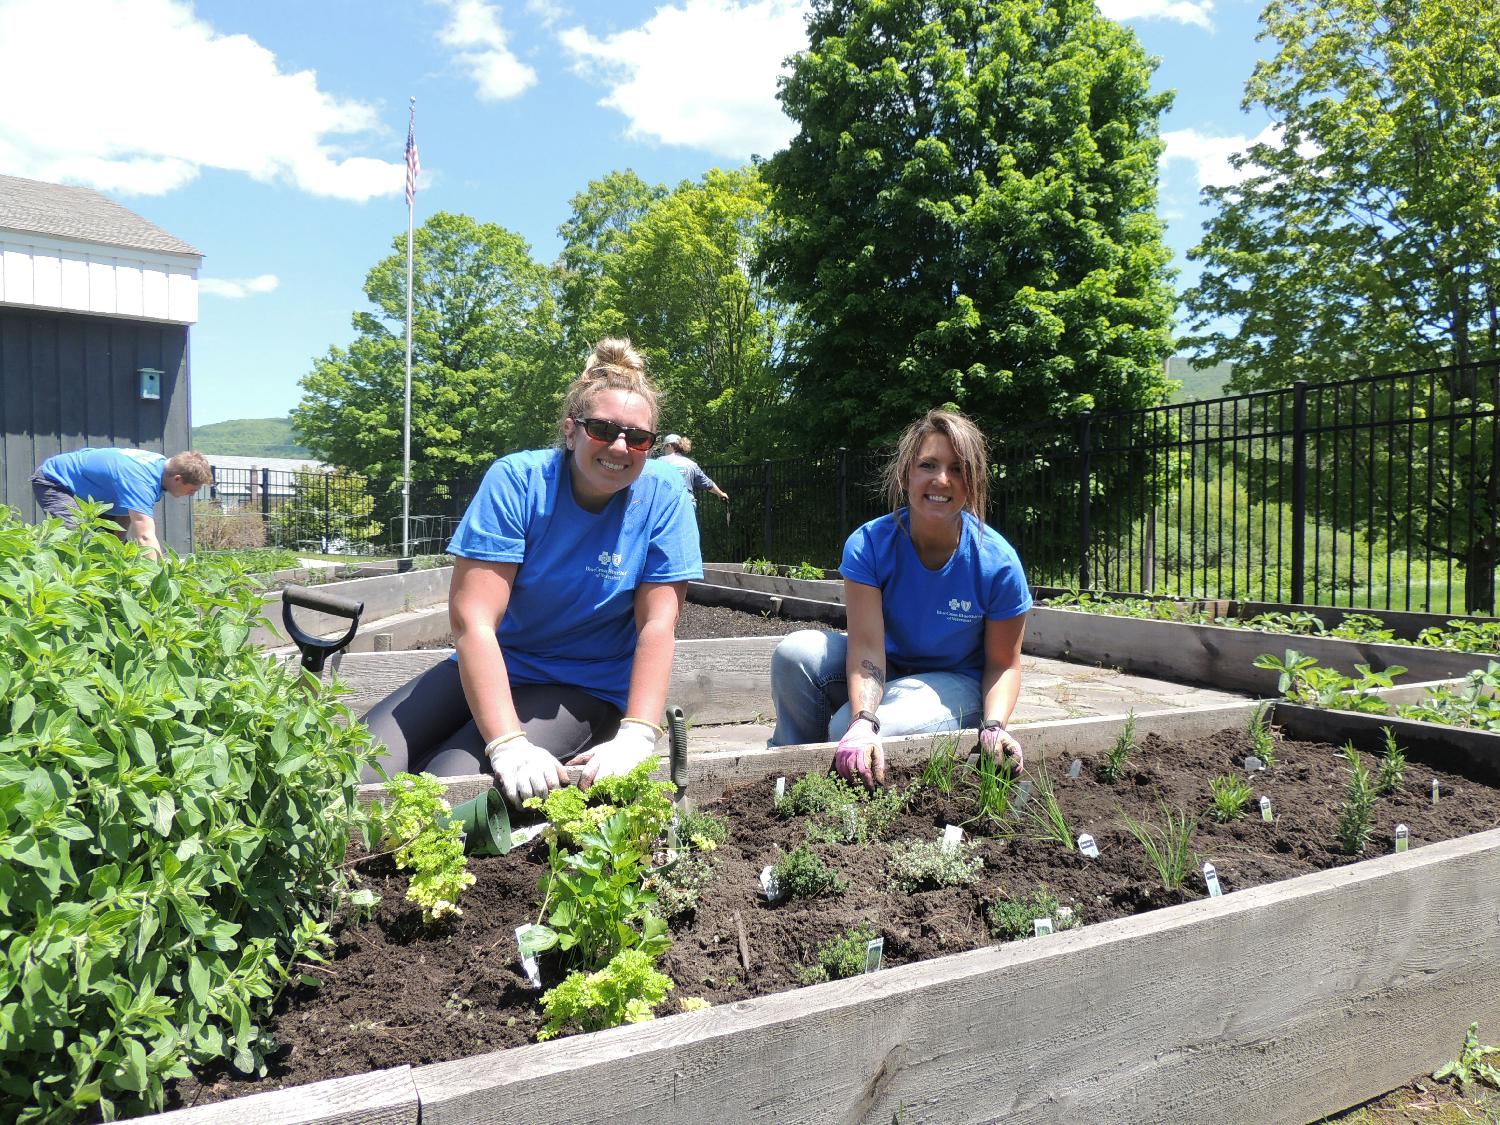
[768,629,984,747]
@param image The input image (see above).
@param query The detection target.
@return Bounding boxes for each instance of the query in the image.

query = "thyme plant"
[798,922,881,984]
[886,839,983,893]
[987,887,1082,941]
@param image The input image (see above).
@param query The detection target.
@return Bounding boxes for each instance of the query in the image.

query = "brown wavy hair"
[556,338,659,446]
[881,409,990,523]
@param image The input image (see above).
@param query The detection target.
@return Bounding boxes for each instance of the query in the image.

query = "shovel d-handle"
[281,585,365,675]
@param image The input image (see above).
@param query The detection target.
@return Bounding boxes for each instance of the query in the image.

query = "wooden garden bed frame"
[142,696,1500,1125]
[249,567,454,651]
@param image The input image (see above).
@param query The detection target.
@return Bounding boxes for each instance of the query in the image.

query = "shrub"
[798,923,880,984]
[771,842,847,899]
[887,840,983,893]
[987,888,1081,941]
[0,505,374,1121]
[192,500,266,550]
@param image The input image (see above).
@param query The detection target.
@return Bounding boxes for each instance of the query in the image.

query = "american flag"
[405,104,420,209]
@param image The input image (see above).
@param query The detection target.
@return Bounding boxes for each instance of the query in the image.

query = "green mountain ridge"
[192,417,309,458]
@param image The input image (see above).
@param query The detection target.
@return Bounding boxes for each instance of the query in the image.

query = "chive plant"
[1121,802,1199,889]
[1021,767,1075,850]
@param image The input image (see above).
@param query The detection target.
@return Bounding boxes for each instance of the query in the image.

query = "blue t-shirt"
[840,510,1032,678]
[446,448,704,709]
[38,448,166,517]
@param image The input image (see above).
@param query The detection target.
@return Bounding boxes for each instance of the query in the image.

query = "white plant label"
[1260,796,1273,823]
[841,805,859,841]
[1395,823,1409,853]
[1077,833,1100,858]
[1057,906,1074,924]
[1203,862,1223,898]
[1432,778,1441,805]
[508,821,548,847]
[1011,780,1034,812]
[1034,917,1054,937]
[514,925,543,989]
[666,815,680,864]
[1244,755,1266,772]
[864,936,884,974]
[759,865,783,902]
[774,776,786,802]
[942,824,964,853]
[1068,759,1083,779]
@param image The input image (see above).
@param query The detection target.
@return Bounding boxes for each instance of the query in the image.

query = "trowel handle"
[666,705,688,795]
[283,586,365,619]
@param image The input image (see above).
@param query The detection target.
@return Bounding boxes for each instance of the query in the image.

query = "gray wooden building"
[0,174,202,553]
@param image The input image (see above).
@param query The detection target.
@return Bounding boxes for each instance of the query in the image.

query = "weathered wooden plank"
[330,637,784,725]
[1023,606,1490,696]
[1274,701,1500,785]
[697,566,846,602]
[409,828,1500,1125]
[139,1065,418,1125]
[249,568,454,649]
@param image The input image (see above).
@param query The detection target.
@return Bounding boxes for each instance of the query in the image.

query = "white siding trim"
[0,231,199,324]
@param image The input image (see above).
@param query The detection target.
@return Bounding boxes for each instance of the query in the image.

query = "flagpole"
[402,96,416,559]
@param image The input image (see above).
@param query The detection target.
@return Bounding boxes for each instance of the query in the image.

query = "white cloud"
[526,0,567,28]
[1161,125,1281,188]
[559,0,809,159]
[1098,0,1214,29]
[0,0,403,200]
[200,273,280,299]
[437,0,537,101]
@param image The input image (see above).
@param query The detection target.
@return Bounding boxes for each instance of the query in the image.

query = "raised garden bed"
[157,702,1500,1124]
[249,566,454,650]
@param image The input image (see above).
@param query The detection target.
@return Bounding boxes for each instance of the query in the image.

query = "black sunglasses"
[572,416,657,452]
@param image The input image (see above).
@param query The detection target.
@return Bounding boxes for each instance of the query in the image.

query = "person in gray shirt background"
[658,434,729,507]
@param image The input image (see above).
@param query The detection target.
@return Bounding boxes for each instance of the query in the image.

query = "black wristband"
[982,718,1006,732]
[853,709,881,734]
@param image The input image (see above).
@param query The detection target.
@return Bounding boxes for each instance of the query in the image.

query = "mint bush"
[0,506,375,1121]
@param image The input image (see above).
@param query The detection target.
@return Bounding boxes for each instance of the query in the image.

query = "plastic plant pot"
[447,787,513,856]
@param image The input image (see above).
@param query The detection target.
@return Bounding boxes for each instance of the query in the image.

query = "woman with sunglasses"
[362,339,702,806]
[768,408,1030,787]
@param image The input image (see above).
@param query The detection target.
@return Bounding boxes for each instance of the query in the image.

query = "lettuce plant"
[374,773,474,922]
[0,506,374,1122]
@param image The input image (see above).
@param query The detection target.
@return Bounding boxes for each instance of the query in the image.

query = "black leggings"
[360,659,622,783]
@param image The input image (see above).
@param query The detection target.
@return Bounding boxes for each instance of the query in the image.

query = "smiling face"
[563,386,654,511]
[904,432,968,527]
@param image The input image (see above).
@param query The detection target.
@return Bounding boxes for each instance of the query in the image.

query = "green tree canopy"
[1183,0,1500,380]
[585,166,795,461]
[293,211,568,488]
[557,170,668,354]
[758,0,1178,450]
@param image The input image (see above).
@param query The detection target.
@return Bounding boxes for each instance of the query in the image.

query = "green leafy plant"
[374,773,474,923]
[1247,703,1279,767]
[1329,613,1395,643]
[1209,775,1254,822]
[919,736,963,793]
[1434,1023,1500,1091]
[0,504,375,1121]
[1335,744,1377,855]
[776,771,859,817]
[537,948,674,1041]
[1096,712,1137,783]
[1397,662,1500,733]
[788,561,825,580]
[987,887,1082,941]
[645,855,714,920]
[798,922,880,984]
[1020,766,1074,850]
[1121,802,1199,889]
[677,808,728,853]
[1254,650,1406,713]
[886,839,983,893]
[741,557,778,576]
[780,771,909,843]
[1417,620,1500,654]
[1376,726,1407,795]
[771,842,847,899]
[963,749,1017,826]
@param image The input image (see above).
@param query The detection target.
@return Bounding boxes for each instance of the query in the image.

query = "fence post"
[762,460,774,561]
[1290,379,1309,604]
[836,447,848,543]
[322,472,332,553]
[260,467,271,533]
[1077,411,1093,590]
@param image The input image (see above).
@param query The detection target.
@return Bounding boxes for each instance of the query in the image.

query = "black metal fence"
[201,360,1499,613]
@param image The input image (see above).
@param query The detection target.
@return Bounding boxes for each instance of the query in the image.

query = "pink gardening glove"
[979,723,1024,772]
[833,717,884,790]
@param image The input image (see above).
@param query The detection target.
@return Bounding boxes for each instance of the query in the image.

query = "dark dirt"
[171,726,1500,1110]
[412,601,834,648]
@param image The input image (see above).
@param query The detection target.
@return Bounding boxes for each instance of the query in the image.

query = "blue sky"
[0,0,1275,426]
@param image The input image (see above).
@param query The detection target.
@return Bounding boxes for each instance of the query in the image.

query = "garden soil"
[171,726,1500,1111]
[411,601,833,649]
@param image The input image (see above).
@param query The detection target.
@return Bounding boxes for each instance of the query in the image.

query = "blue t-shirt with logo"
[840,510,1031,679]
[446,448,704,709]
[38,447,166,517]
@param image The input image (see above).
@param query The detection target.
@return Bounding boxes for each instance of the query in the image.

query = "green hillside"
[1165,356,1236,402]
[192,417,309,458]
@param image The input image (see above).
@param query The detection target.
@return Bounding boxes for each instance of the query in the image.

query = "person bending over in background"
[659,434,729,507]
[768,408,1030,787]
[362,338,703,806]
[31,447,212,559]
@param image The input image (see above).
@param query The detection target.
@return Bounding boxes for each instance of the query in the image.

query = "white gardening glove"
[566,719,658,790]
[487,735,568,807]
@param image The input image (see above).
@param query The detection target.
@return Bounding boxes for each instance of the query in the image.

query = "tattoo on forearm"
[859,660,885,711]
